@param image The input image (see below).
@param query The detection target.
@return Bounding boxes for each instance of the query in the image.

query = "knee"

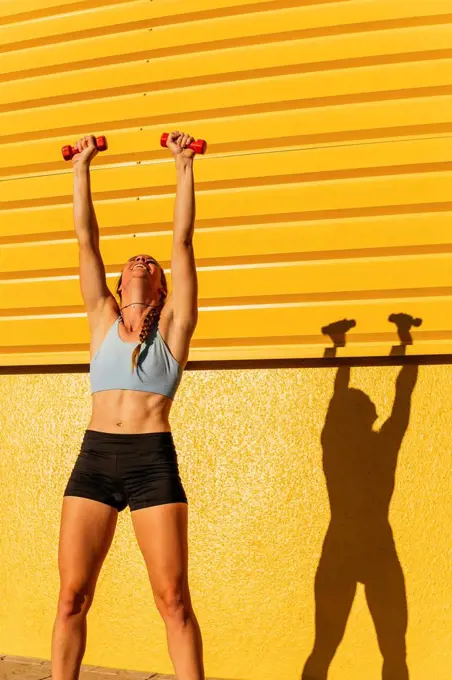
[377,628,407,660]
[154,586,192,624]
[57,586,93,618]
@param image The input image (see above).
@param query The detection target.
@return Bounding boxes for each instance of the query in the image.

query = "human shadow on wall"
[301,314,420,680]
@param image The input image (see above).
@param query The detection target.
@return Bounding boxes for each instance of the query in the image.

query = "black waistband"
[84,428,173,440]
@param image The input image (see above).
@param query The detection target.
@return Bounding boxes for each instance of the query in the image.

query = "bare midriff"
[87,390,173,434]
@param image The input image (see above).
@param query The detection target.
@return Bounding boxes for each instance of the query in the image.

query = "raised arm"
[164,131,199,330]
[72,136,113,322]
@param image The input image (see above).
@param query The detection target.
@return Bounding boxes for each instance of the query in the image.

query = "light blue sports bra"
[90,316,183,400]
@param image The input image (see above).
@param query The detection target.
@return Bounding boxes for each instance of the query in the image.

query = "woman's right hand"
[71,135,99,170]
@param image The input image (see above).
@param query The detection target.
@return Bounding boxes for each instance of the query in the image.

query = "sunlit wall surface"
[1,365,451,679]
[1,2,451,680]
[1,0,452,361]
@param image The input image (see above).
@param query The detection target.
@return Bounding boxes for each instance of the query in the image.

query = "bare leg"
[132,502,204,680]
[51,593,90,680]
[52,497,118,680]
[163,576,204,680]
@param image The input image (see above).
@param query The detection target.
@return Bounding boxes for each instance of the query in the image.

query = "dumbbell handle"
[160,133,207,155]
[61,135,108,161]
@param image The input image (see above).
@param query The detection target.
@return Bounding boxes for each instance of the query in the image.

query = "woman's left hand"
[165,131,196,159]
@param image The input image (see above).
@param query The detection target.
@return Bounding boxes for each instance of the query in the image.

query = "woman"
[51,132,204,680]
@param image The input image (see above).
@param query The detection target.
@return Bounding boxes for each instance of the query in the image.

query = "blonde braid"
[130,298,165,374]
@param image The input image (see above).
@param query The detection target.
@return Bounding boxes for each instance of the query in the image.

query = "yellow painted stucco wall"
[1,363,451,680]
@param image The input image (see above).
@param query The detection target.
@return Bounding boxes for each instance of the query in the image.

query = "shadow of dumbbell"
[321,318,357,358]
[388,313,422,356]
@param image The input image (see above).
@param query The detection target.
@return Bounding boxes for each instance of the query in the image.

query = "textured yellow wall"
[1,3,451,678]
[1,363,451,680]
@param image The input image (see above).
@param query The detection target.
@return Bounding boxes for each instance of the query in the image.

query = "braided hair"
[115,263,168,374]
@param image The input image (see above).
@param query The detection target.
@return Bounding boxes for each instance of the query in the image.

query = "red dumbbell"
[160,133,207,155]
[61,135,108,161]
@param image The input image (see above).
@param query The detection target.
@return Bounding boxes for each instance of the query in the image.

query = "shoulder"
[88,295,120,358]
[158,296,195,369]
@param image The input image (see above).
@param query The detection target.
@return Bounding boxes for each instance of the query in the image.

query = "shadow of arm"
[333,365,351,395]
[379,364,418,449]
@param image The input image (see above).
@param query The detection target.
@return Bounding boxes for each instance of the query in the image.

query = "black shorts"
[63,429,188,512]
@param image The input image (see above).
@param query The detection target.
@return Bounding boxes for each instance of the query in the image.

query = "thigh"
[58,496,118,601]
[131,503,189,605]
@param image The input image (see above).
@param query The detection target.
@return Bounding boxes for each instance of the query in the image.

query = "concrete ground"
[0,655,230,680]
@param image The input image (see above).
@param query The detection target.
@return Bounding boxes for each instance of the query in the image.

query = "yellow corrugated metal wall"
[1,0,452,361]
[1,2,452,680]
